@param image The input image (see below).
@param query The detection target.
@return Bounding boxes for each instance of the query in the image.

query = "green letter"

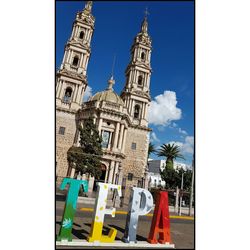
[57,178,88,241]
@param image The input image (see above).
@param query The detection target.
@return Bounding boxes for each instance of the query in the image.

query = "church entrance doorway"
[93,164,106,192]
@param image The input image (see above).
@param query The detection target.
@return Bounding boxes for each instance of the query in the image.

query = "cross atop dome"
[107,54,116,90]
[107,76,115,90]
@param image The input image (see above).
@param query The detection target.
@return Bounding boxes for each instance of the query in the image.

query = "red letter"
[147,191,171,244]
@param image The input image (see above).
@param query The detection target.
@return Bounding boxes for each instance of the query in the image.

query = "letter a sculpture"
[147,191,171,244]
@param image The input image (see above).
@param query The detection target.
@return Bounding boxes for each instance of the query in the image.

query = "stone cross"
[144,7,149,19]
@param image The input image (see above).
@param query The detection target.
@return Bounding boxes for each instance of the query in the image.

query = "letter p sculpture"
[122,187,153,243]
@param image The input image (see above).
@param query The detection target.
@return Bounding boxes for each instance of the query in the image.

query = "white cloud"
[169,136,194,155]
[178,127,188,135]
[168,141,183,149]
[157,126,166,132]
[183,136,194,154]
[83,86,92,102]
[172,122,178,128]
[148,91,182,126]
[150,132,160,142]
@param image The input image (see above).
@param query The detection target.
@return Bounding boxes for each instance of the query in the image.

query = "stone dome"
[90,77,124,106]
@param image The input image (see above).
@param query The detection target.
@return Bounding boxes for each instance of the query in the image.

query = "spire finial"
[107,55,116,90]
[107,77,115,90]
[111,54,116,79]
[141,7,149,34]
[144,7,149,19]
[84,1,93,12]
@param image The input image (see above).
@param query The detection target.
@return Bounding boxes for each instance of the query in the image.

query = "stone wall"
[56,110,77,182]
[121,127,149,202]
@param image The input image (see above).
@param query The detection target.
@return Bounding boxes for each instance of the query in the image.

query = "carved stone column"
[118,124,125,150]
[98,118,103,135]
[121,128,128,154]
[112,122,120,150]
[108,161,115,183]
[70,168,76,178]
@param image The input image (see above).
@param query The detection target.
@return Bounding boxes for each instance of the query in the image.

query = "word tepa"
[57,178,172,245]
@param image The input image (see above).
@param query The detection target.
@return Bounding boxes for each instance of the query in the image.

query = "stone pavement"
[56,215,194,249]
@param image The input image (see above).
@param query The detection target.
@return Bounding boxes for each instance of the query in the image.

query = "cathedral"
[56,1,153,201]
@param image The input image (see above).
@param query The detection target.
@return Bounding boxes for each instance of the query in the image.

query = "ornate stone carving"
[58,69,87,81]
[104,101,120,110]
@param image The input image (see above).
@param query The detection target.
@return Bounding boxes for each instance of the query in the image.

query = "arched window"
[134,104,140,119]
[79,31,84,39]
[101,130,111,149]
[138,75,143,86]
[72,56,79,67]
[128,173,133,181]
[63,87,72,103]
[141,52,145,60]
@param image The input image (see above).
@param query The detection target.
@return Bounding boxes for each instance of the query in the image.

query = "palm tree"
[157,143,185,169]
[148,142,156,158]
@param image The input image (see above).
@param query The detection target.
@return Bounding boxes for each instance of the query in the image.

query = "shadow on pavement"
[71,228,89,240]
[56,194,66,202]
[108,224,147,241]
[56,221,89,240]
[84,223,91,228]
[56,221,147,242]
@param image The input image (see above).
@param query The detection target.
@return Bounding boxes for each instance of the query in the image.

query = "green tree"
[160,166,179,189]
[67,117,103,179]
[181,169,192,191]
[148,142,156,158]
[157,143,185,189]
[157,143,185,169]
[163,167,192,191]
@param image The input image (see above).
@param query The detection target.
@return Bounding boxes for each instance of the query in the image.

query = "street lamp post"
[178,171,184,216]
[174,186,179,214]
[189,156,194,216]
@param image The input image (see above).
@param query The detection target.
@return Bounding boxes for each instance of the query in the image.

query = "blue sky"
[56,1,194,166]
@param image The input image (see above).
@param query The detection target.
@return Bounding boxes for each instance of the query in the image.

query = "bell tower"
[56,1,95,181]
[56,1,95,112]
[119,11,152,201]
[121,12,152,127]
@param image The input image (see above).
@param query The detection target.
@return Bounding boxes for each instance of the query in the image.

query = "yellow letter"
[87,183,122,243]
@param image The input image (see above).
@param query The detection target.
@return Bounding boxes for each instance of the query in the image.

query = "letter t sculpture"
[57,178,88,242]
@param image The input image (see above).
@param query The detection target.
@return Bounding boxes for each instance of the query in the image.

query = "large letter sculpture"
[122,187,153,243]
[57,178,88,241]
[147,191,171,244]
[87,183,122,243]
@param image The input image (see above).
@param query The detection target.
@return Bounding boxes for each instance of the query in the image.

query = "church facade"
[56,1,153,199]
